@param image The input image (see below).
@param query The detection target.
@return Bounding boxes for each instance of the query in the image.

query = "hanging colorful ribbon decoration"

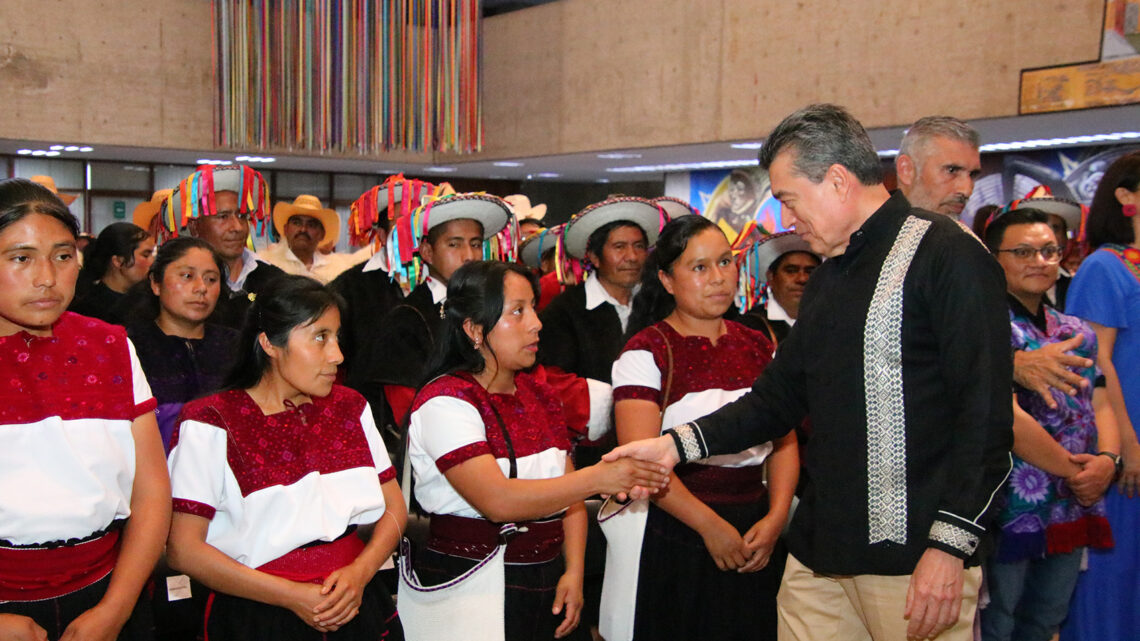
[214,0,483,154]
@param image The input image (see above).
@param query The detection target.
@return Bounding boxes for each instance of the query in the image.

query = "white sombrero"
[652,196,698,219]
[164,165,272,240]
[419,193,513,239]
[562,197,661,259]
[519,225,561,269]
[749,231,817,283]
[1005,185,1085,231]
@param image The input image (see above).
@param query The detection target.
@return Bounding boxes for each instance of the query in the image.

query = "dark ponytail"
[223,275,345,391]
[77,222,149,294]
[420,260,539,387]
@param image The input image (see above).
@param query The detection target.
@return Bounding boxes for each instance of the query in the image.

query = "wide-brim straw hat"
[133,189,174,230]
[504,194,548,222]
[1004,185,1085,231]
[420,193,512,239]
[652,196,698,219]
[30,175,77,205]
[748,231,816,283]
[273,194,341,249]
[520,225,562,269]
[562,197,662,259]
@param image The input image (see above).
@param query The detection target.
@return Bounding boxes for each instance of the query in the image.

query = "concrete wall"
[0,0,1106,161]
[466,0,1106,160]
[0,0,215,149]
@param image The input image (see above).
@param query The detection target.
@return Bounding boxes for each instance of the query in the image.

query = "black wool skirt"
[0,574,154,641]
[203,575,402,641]
[632,499,785,641]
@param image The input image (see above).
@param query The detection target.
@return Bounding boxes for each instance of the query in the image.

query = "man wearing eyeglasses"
[980,206,1119,641]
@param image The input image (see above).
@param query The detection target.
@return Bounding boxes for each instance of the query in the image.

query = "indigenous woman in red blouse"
[603,215,799,641]
[0,178,171,641]
[405,261,668,641]
[165,275,405,640]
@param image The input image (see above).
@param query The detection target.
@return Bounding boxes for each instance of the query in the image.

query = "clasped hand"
[1064,453,1116,505]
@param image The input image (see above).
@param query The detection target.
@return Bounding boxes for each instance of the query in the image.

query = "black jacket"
[676,192,1014,575]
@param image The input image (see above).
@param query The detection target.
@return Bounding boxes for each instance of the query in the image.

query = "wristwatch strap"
[1097,451,1123,481]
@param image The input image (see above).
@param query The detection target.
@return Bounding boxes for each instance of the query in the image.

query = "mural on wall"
[1103,0,1140,60]
[1020,0,1140,113]
[690,167,786,243]
[964,144,1140,228]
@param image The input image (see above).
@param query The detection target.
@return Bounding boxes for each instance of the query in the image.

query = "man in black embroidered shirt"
[607,104,1013,641]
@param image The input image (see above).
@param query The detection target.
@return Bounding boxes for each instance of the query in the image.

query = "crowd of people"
[0,103,1138,641]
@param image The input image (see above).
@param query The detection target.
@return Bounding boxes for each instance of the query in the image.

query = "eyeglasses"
[996,245,1063,262]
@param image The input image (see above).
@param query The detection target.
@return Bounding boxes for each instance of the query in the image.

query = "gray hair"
[757,104,883,186]
[899,116,980,160]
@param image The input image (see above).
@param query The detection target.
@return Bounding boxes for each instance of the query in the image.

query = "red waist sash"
[256,532,366,584]
[676,462,769,505]
[0,530,120,601]
[427,513,564,564]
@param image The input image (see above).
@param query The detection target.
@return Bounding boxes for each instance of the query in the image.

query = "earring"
[1124,204,1137,217]
[473,338,481,349]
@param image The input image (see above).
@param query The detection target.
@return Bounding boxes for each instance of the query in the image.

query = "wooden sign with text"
[1020,57,1140,114]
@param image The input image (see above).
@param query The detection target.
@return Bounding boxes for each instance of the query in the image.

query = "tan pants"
[776,553,981,641]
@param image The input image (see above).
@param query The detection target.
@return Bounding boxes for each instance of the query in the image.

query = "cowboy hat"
[29,175,77,205]
[133,189,173,230]
[503,194,548,222]
[652,196,698,219]
[562,197,662,259]
[273,194,341,249]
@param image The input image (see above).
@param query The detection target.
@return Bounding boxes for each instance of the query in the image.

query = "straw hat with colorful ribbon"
[133,189,173,230]
[273,195,341,250]
[652,196,699,220]
[983,184,1090,253]
[29,175,77,205]
[162,165,273,245]
[562,197,664,259]
[734,231,817,313]
[347,174,448,247]
[553,196,665,287]
[520,224,563,270]
[385,192,518,294]
[996,185,1087,232]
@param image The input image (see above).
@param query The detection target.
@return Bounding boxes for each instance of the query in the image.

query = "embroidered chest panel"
[0,314,138,423]
[416,373,571,460]
[181,387,376,496]
[634,322,772,407]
